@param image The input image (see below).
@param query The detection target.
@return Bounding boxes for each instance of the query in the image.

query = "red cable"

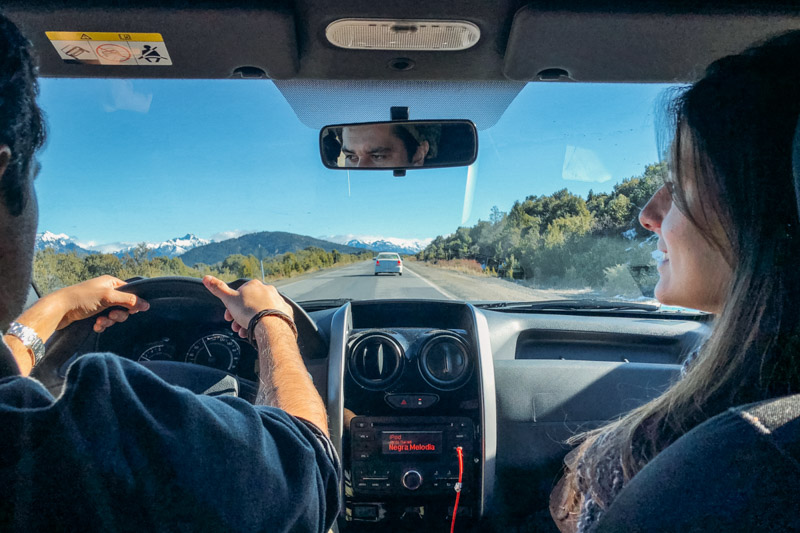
[450,446,464,533]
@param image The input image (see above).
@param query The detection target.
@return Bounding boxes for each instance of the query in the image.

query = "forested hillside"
[418,162,666,295]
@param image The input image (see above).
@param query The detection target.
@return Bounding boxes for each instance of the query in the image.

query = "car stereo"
[350,416,475,497]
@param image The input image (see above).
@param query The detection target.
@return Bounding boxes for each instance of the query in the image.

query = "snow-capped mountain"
[323,235,433,255]
[138,234,211,258]
[36,232,209,258]
[96,234,210,258]
[35,231,93,256]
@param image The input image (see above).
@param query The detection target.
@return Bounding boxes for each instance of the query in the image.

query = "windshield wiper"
[475,299,663,312]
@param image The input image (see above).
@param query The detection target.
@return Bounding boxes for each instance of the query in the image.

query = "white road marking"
[403,265,458,300]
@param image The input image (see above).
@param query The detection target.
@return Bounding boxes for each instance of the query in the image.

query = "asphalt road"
[276,261,454,302]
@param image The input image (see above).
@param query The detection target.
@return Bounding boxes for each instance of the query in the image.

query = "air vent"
[419,333,471,390]
[348,333,404,390]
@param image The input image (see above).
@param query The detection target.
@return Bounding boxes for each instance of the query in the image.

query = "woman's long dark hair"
[565,30,800,511]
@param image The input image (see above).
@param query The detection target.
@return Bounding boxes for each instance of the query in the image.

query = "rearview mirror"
[320,120,477,170]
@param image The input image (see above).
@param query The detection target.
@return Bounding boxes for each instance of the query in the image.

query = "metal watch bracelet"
[6,322,45,365]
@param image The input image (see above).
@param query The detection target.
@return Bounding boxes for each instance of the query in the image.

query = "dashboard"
[129,327,257,380]
[87,302,260,382]
[336,301,492,527]
[311,299,708,531]
[58,283,709,531]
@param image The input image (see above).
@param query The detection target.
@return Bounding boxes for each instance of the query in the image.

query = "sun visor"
[504,7,800,82]
[6,7,298,79]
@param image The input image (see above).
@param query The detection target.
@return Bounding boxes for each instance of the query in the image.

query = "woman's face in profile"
[639,157,732,314]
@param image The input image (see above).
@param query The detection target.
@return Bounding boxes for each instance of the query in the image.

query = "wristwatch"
[6,322,45,365]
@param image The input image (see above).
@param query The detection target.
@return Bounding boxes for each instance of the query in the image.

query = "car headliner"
[5,0,800,83]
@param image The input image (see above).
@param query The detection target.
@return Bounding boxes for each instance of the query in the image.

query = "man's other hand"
[202,276,293,339]
[53,275,150,332]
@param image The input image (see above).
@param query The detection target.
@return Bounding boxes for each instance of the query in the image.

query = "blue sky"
[34,78,678,245]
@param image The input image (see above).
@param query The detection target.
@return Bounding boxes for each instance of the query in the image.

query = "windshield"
[33,78,679,305]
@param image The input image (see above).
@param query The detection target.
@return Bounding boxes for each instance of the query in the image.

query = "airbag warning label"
[46,32,172,66]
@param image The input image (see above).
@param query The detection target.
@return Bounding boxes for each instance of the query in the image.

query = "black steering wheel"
[30,277,328,399]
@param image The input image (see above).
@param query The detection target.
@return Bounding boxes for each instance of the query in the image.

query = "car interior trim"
[470,305,497,517]
[326,301,352,515]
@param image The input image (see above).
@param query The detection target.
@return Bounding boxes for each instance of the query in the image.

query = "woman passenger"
[550,30,800,532]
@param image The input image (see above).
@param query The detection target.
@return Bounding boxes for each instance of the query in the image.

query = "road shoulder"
[403,261,578,302]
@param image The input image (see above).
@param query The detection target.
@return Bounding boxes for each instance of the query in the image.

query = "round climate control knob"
[402,470,423,491]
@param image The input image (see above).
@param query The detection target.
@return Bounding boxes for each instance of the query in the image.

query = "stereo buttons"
[385,393,439,409]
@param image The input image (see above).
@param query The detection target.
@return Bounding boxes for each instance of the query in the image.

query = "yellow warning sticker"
[45,32,164,42]
[45,31,172,66]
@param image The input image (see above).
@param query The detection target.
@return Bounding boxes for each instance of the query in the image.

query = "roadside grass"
[414,258,492,277]
[417,258,653,301]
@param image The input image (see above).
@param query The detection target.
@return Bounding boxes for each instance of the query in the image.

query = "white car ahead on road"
[374,253,403,276]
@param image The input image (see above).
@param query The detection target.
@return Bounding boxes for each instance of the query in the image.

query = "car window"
[33,78,679,304]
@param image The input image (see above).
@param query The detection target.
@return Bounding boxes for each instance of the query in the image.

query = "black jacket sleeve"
[0,353,340,533]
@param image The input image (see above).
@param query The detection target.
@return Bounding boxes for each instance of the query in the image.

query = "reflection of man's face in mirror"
[341,124,429,168]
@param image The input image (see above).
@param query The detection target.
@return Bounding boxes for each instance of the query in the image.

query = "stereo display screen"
[381,431,443,455]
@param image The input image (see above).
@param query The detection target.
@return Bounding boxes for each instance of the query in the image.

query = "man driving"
[0,14,339,532]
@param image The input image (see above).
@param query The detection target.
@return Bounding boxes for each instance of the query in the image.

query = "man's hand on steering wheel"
[5,275,150,375]
[202,276,294,339]
[203,276,326,432]
[54,275,152,332]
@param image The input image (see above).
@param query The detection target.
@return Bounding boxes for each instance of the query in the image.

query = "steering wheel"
[29,277,328,399]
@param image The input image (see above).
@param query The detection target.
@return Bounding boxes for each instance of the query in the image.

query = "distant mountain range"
[35,231,94,256]
[324,235,432,255]
[177,231,366,266]
[96,234,211,258]
[35,232,210,259]
[36,230,430,265]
